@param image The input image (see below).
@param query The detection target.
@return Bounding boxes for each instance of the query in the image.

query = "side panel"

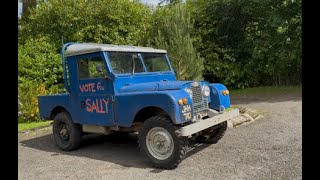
[38,94,71,119]
[74,79,114,125]
[69,52,115,126]
[115,91,191,127]
[209,83,230,111]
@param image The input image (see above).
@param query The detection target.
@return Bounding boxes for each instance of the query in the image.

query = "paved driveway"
[18,94,302,180]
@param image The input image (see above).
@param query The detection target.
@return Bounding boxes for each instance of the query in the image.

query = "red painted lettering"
[95,99,105,113]
[85,98,109,114]
[79,83,96,92]
[90,84,96,92]
[80,84,87,92]
[102,98,109,113]
[91,100,97,112]
[85,99,92,112]
[97,82,104,91]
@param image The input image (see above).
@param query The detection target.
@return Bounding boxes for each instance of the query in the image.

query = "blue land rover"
[38,43,239,169]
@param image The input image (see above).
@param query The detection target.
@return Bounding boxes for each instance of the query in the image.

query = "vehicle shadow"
[19,132,211,171]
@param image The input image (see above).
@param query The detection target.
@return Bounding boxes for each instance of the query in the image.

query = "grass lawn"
[18,120,53,132]
[229,85,301,96]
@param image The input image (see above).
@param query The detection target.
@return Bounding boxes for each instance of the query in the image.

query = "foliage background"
[18,0,301,122]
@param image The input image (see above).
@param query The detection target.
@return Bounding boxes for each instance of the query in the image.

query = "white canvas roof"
[65,43,167,57]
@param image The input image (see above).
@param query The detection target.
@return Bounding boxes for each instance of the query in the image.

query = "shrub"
[18,37,65,122]
[18,82,64,123]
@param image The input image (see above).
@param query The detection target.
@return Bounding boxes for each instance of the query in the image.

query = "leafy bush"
[18,82,64,123]
[18,37,65,122]
[18,82,42,122]
[18,36,63,86]
[18,0,151,49]
[189,0,301,88]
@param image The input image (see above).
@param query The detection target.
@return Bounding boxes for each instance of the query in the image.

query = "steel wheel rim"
[58,123,70,142]
[146,127,174,160]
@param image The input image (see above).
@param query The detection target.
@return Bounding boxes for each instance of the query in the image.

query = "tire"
[195,121,227,144]
[138,115,188,169]
[52,112,82,151]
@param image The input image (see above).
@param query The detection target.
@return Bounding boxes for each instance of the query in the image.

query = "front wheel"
[53,112,82,151]
[138,115,188,169]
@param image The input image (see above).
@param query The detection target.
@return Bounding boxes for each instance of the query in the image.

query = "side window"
[78,56,107,79]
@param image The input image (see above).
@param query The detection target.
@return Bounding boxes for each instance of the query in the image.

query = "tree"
[149,2,203,80]
[244,0,302,86]
[159,0,181,5]
[188,0,256,87]
[188,0,301,87]
[21,0,37,17]
[18,0,151,51]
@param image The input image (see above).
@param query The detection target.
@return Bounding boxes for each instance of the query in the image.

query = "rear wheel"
[195,121,227,144]
[138,115,188,169]
[53,112,82,151]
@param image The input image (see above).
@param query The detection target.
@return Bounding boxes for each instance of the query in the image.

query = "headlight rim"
[202,85,210,97]
[185,88,193,99]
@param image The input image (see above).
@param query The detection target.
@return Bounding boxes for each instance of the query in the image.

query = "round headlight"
[202,85,210,97]
[185,88,193,99]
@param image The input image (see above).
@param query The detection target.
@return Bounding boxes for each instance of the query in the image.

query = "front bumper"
[178,108,239,136]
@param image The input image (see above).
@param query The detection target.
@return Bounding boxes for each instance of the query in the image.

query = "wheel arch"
[50,106,71,120]
[133,106,171,124]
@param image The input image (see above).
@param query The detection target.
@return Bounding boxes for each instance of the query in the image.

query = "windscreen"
[108,52,171,74]
[141,53,170,72]
[108,52,144,74]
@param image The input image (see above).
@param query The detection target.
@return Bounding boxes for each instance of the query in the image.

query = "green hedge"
[18,37,65,123]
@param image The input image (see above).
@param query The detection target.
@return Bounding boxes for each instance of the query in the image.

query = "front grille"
[191,84,208,113]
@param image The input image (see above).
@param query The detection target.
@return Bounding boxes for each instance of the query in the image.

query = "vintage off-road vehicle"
[38,42,239,169]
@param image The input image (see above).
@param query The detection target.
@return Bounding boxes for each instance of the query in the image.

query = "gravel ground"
[18,94,302,180]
